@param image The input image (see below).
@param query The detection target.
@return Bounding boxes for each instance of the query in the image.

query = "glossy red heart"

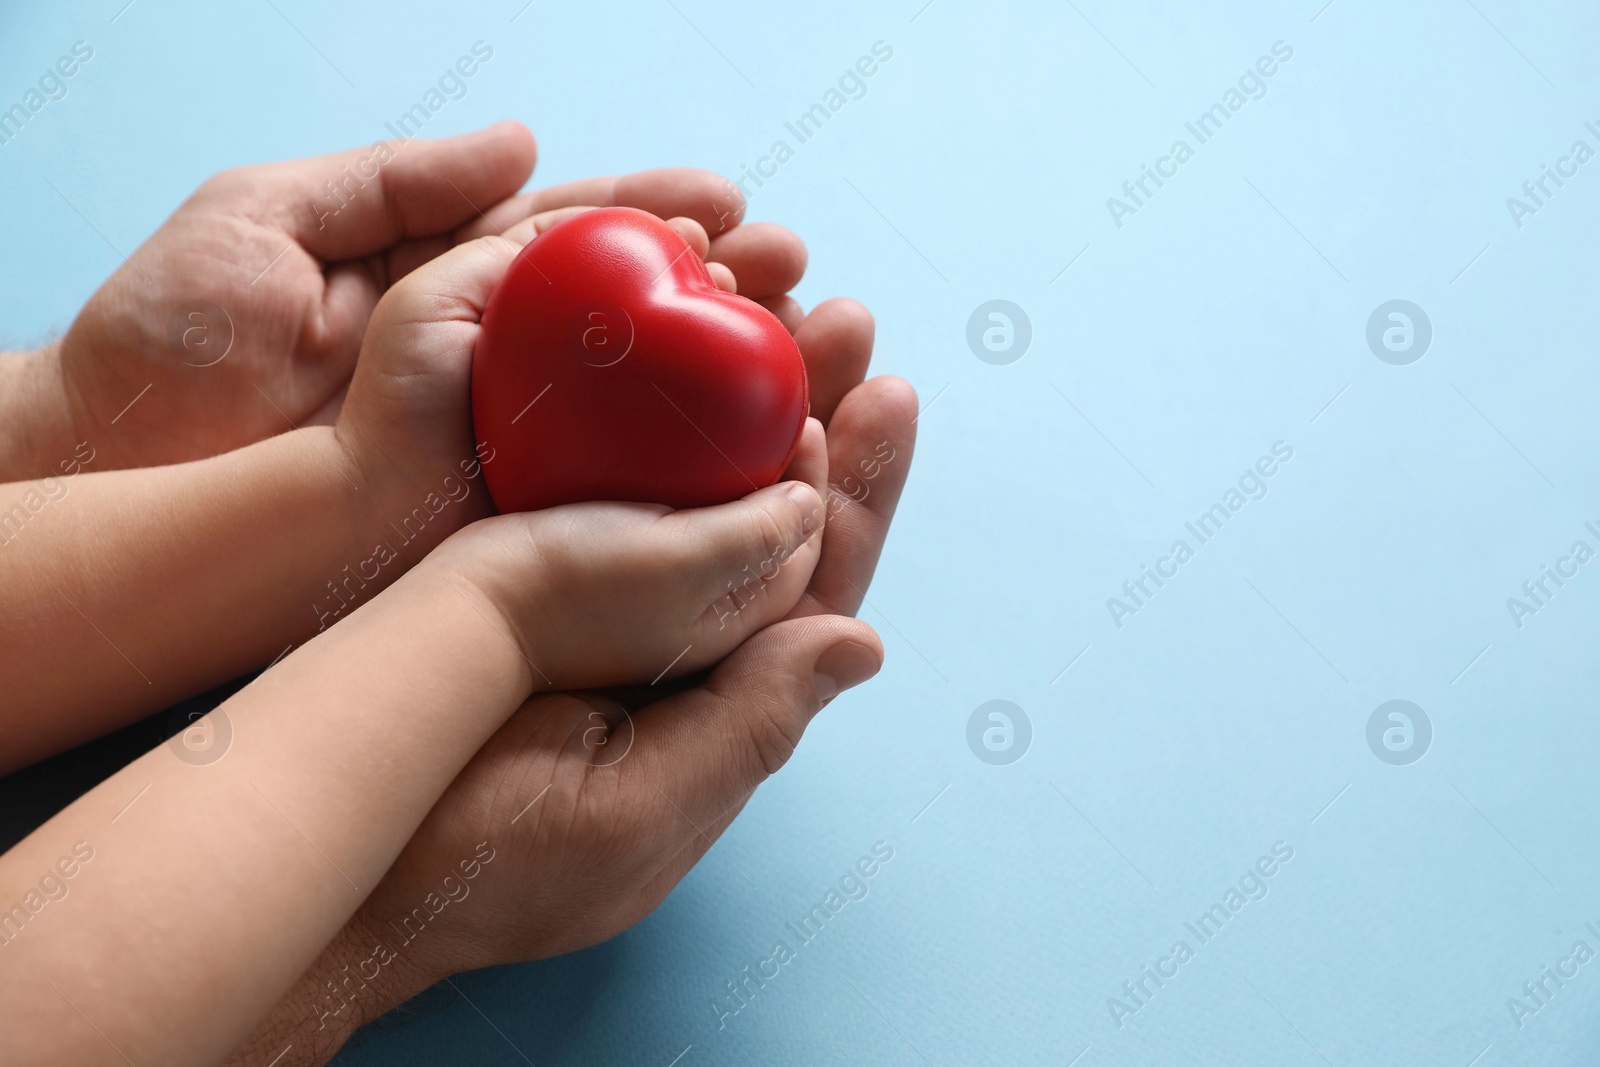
[471,207,809,513]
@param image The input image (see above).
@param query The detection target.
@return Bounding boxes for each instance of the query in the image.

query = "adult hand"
[8,121,817,476]
[227,313,915,1066]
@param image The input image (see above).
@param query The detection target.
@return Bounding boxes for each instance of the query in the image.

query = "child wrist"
[336,427,496,571]
[416,520,550,696]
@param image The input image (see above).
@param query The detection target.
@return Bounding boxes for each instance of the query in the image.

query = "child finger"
[665,217,711,260]
[659,479,825,623]
[706,222,807,299]
[707,262,737,293]
[784,418,828,497]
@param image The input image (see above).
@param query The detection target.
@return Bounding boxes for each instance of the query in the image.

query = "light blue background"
[6,1,1600,1063]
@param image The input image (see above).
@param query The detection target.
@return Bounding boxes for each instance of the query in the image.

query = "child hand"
[325,205,759,564]
[422,458,829,690]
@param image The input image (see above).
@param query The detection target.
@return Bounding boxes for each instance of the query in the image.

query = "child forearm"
[0,560,531,1067]
[0,424,480,772]
[222,913,443,1067]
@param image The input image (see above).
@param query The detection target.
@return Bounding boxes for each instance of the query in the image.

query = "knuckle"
[741,700,805,780]
[748,498,794,567]
[195,167,245,202]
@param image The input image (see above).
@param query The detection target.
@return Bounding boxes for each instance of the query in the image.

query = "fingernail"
[781,480,812,508]
[813,640,881,705]
[780,481,822,536]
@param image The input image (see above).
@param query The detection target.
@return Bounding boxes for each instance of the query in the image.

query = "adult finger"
[377,203,590,289]
[461,168,745,242]
[259,120,537,262]
[795,298,875,425]
[578,381,908,710]
[377,234,461,288]
[499,205,594,246]
[628,615,883,832]
[796,376,918,618]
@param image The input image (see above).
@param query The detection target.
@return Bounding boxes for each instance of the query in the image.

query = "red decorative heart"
[472,207,809,513]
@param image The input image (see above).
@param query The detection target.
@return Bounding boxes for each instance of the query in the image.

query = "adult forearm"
[0,344,79,484]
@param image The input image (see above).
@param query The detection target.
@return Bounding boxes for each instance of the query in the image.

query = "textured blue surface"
[6,1,1600,1063]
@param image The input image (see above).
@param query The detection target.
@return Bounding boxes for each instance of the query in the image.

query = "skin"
[0,124,867,773]
[0,121,918,1063]
[0,121,801,478]
[0,208,730,773]
[1,121,538,478]
[0,119,811,478]
[0,480,851,1065]
[228,369,915,1067]
[0,212,908,1067]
